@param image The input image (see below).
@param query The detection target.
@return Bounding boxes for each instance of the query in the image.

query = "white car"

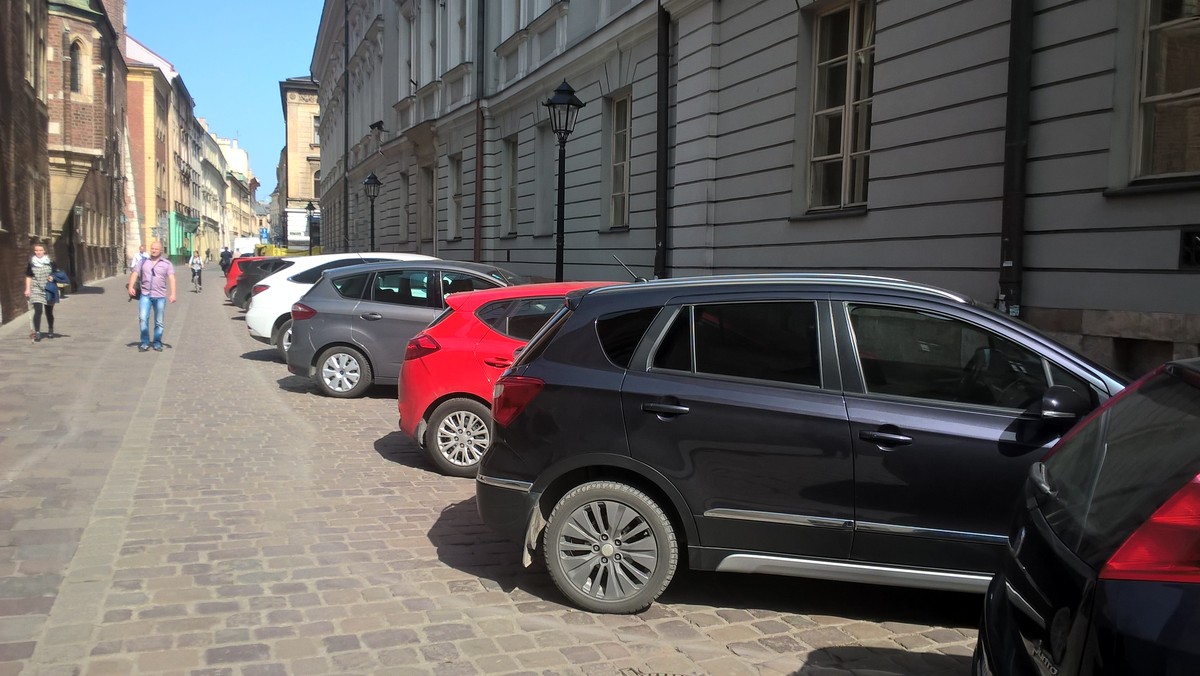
[245,252,437,360]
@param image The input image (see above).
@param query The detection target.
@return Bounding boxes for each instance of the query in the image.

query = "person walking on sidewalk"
[219,246,232,276]
[189,250,204,293]
[23,242,59,342]
[130,244,148,272]
[127,240,176,352]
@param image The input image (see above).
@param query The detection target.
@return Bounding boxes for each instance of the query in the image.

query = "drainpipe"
[343,0,351,251]
[653,4,671,279]
[997,0,1034,317]
[473,0,486,263]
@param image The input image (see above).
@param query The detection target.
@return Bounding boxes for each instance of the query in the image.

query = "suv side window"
[332,273,369,299]
[443,271,499,295]
[652,302,821,387]
[597,307,660,368]
[849,304,1049,408]
[372,270,434,307]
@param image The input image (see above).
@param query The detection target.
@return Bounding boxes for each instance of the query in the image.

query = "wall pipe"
[473,0,486,263]
[998,0,1034,317]
[653,4,671,279]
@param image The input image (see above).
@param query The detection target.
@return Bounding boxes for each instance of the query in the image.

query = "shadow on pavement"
[277,374,313,394]
[67,285,106,295]
[373,431,433,472]
[241,348,279,362]
[794,645,971,676]
[229,315,245,321]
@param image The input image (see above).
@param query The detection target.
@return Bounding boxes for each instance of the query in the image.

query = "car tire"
[544,481,678,614]
[273,319,293,362]
[315,345,372,398]
[424,398,491,478]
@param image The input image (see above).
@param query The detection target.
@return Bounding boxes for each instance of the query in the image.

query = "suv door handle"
[360,312,383,321]
[859,430,913,447]
[642,402,690,416]
[483,356,513,368]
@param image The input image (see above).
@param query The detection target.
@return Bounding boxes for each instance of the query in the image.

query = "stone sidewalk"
[0,269,981,675]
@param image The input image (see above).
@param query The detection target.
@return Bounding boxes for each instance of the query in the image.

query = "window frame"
[1134,1,1200,179]
[608,91,632,229]
[807,0,875,211]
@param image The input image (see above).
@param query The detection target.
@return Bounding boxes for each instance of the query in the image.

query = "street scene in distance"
[1,0,1198,675]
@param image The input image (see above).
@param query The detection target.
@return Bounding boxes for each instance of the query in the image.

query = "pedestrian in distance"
[219,246,233,276]
[127,240,176,352]
[189,250,204,293]
[130,243,148,272]
[23,242,60,342]
[205,247,212,263]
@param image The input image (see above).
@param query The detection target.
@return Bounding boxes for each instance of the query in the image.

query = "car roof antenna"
[612,255,648,283]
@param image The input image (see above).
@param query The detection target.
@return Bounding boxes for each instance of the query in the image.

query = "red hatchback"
[399,281,620,477]
[223,255,265,300]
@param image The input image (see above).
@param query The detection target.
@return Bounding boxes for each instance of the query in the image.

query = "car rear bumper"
[476,474,538,544]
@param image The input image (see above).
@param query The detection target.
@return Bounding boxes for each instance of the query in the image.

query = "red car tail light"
[492,376,544,428]
[1100,473,1200,584]
[252,284,269,296]
[291,303,317,321]
[405,334,440,361]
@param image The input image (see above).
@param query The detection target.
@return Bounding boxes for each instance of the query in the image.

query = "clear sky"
[125,0,326,198]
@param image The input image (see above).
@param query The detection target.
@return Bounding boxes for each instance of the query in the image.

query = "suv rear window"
[478,297,563,340]
[596,307,660,369]
[1042,368,1200,566]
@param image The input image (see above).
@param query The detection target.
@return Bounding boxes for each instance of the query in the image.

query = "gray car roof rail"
[580,273,972,304]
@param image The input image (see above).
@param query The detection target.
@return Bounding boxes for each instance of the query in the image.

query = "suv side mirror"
[1041,384,1090,422]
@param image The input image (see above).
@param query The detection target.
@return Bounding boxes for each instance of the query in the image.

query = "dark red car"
[399,281,619,477]
[224,256,265,301]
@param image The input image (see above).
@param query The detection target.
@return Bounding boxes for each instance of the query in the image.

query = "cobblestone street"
[0,270,981,675]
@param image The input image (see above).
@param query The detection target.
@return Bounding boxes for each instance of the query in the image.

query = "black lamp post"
[362,172,381,251]
[305,201,316,255]
[543,80,585,282]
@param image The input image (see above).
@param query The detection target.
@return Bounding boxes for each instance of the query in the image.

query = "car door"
[620,295,856,560]
[351,268,443,383]
[838,299,1100,574]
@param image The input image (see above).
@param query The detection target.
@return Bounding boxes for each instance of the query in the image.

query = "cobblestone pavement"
[0,269,982,675]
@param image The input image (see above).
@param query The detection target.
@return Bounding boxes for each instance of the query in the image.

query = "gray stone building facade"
[310,0,1200,377]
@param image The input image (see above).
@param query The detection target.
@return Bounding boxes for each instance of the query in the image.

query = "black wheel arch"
[532,453,698,556]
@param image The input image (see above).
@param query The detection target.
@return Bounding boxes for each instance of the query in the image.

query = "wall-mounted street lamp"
[306,201,316,256]
[543,80,585,282]
[362,173,381,251]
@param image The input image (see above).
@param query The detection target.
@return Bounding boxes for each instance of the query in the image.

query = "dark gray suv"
[476,274,1128,613]
[287,260,523,398]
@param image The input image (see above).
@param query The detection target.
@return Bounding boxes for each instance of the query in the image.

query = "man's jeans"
[138,295,166,348]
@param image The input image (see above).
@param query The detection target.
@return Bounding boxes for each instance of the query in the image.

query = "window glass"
[809,0,875,208]
[373,269,433,307]
[442,271,499,296]
[653,308,693,372]
[686,302,820,386]
[502,297,564,340]
[1140,2,1200,176]
[331,273,369,300]
[849,304,1048,408]
[597,307,660,369]
[476,300,516,332]
[292,258,365,284]
[1043,371,1200,565]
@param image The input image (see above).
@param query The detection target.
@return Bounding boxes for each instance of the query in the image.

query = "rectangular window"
[501,0,522,40]
[609,93,632,228]
[502,136,519,236]
[457,0,469,65]
[312,116,321,144]
[1138,2,1200,177]
[448,155,463,240]
[652,302,822,388]
[809,0,875,209]
[402,13,416,97]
